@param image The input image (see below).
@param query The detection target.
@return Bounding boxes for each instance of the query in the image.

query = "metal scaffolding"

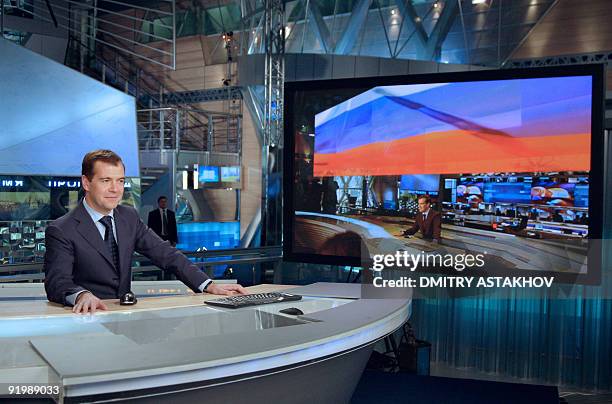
[261,0,285,247]
[137,107,242,153]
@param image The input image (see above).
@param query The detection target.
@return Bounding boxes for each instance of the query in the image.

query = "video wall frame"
[283,64,605,285]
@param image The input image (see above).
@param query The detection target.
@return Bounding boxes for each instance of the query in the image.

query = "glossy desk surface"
[0,283,411,399]
[0,284,296,318]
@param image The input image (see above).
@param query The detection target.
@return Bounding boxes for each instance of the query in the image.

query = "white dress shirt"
[422,209,430,221]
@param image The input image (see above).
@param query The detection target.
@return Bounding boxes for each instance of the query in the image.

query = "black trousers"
[158,234,177,280]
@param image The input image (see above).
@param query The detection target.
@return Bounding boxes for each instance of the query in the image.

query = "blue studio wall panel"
[176,222,240,252]
[0,39,139,176]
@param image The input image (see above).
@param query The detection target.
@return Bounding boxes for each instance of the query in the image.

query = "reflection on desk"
[0,282,411,404]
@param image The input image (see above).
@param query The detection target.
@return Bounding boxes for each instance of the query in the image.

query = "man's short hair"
[418,195,432,204]
[158,196,167,203]
[82,150,124,180]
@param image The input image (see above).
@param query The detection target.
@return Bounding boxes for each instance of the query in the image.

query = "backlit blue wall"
[177,222,240,251]
[0,39,139,176]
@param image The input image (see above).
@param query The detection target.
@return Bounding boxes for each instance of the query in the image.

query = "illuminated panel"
[0,40,139,176]
[314,76,591,176]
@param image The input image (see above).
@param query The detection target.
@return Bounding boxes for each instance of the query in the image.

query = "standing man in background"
[148,196,178,247]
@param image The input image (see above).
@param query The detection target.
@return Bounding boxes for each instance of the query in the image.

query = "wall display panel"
[0,40,139,176]
[284,65,605,284]
[221,166,241,182]
[0,176,140,265]
[198,166,220,184]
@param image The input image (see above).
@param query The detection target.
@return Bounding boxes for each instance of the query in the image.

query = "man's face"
[82,161,125,214]
[417,198,430,213]
[158,198,167,209]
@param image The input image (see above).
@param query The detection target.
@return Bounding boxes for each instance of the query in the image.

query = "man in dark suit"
[44,150,246,314]
[148,196,178,246]
[402,195,442,243]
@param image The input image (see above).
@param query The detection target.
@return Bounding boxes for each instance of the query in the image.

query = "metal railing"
[7,0,176,69]
[64,34,167,106]
[137,107,242,153]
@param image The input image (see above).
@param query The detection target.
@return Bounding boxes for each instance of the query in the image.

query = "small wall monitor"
[221,166,240,182]
[198,166,220,184]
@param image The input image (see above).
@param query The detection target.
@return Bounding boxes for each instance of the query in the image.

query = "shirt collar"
[423,209,430,217]
[83,197,114,223]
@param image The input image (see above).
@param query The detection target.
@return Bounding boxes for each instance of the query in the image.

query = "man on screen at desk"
[44,150,246,314]
[402,195,442,244]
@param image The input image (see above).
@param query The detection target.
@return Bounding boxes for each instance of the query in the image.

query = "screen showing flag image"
[313,77,591,177]
[284,65,604,284]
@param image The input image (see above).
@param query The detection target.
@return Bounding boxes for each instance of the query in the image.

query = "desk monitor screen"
[284,65,604,284]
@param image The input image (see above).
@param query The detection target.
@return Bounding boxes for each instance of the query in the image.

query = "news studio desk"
[0,282,411,404]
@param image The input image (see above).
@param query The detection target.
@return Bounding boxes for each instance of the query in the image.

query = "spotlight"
[472,0,487,4]
[222,31,234,42]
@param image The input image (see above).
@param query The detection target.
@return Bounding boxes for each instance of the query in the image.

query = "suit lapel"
[74,203,115,268]
[154,209,162,230]
[113,208,131,276]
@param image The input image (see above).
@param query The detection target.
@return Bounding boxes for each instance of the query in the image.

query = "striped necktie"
[99,216,120,271]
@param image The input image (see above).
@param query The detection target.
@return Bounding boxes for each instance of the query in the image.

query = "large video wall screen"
[284,66,604,284]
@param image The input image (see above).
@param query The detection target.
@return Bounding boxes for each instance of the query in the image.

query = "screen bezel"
[283,64,605,285]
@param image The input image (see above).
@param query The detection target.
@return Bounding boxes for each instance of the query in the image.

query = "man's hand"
[206,283,248,296]
[73,292,108,314]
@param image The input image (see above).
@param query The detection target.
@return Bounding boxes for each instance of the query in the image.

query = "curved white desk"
[0,283,411,403]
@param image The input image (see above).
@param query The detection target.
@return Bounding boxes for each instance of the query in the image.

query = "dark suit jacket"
[147,208,178,244]
[44,202,208,304]
[404,210,442,241]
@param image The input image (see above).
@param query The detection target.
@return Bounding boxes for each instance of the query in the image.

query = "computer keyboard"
[205,292,302,309]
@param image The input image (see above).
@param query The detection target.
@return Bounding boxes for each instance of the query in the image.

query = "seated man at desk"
[402,195,442,244]
[44,150,246,314]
